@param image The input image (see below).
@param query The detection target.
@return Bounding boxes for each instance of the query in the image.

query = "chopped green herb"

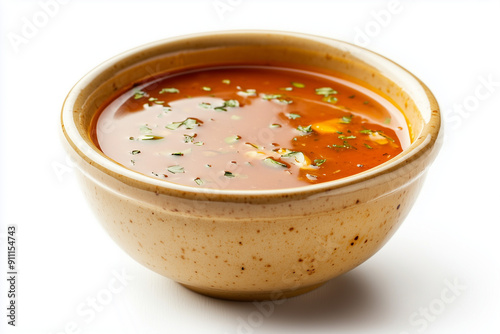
[274,99,293,105]
[165,122,183,130]
[359,129,395,142]
[348,95,355,99]
[246,142,260,149]
[291,82,305,88]
[323,95,338,104]
[297,125,313,134]
[202,86,211,91]
[198,102,212,109]
[263,157,288,168]
[133,90,146,99]
[281,151,301,158]
[222,79,231,84]
[159,88,179,94]
[194,177,205,185]
[363,101,369,104]
[184,134,194,143]
[171,152,184,156]
[314,159,326,166]
[270,123,282,128]
[237,89,257,97]
[137,134,163,141]
[288,113,301,120]
[280,87,293,91]
[224,171,235,178]
[338,135,356,139]
[193,141,204,146]
[166,118,201,130]
[224,135,241,144]
[340,116,352,124]
[214,99,240,111]
[167,165,184,174]
[261,93,282,100]
[364,143,373,149]
[131,150,141,155]
[139,125,152,134]
[328,140,355,149]
[315,87,338,96]
[130,159,135,165]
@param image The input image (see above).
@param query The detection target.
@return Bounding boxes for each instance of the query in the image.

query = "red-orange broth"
[92,65,411,190]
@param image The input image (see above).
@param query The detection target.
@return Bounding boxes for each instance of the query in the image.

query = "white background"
[1,0,499,333]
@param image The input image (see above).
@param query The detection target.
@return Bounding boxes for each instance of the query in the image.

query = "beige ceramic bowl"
[61,30,442,301]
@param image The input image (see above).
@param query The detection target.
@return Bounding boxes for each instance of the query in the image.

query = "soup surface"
[92,65,410,190]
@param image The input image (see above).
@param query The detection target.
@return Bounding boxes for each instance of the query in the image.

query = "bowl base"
[180,282,325,301]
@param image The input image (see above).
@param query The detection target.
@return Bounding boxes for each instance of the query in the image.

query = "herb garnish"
[291,82,305,88]
[288,113,301,120]
[261,93,282,100]
[166,118,202,130]
[263,157,288,168]
[224,171,235,178]
[214,99,240,111]
[359,129,395,142]
[314,159,326,166]
[131,150,141,155]
[167,165,185,174]
[194,177,205,185]
[323,96,338,104]
[297,125,313,134]
[237,89,257,97]
[315,87,338,96]
[339,116,352,124]
[130,134,164,141]
[159,88,179,94]
[139,125,152,134]
[133,91,146,100]
[198,102,212,109]
[328,140,356,149]
[222,79,230,84]
[225,135,241,144]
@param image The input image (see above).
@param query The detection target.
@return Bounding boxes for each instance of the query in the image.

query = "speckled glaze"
[61,31,442,301]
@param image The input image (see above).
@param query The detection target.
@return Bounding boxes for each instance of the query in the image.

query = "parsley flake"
[263,157,288,168]
[159,88,179,94]
[167,165,185,174]
[297,125,313,134]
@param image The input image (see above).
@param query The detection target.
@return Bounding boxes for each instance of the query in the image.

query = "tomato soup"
[91,65,411,190]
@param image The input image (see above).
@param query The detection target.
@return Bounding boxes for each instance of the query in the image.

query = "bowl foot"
[180,282,325,301]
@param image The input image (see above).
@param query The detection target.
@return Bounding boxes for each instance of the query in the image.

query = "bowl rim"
[61,29,442,200]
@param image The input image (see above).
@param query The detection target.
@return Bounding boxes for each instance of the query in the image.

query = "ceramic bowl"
[61,30,442,301]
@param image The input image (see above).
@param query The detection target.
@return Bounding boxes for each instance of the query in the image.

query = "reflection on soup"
[92,65,411,190]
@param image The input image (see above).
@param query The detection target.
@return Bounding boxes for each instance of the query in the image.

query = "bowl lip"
[61,29,442,200]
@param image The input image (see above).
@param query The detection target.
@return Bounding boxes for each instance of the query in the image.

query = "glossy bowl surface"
[61,30,442,300]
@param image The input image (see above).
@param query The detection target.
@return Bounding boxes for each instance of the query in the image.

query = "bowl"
[61,30,442,301]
